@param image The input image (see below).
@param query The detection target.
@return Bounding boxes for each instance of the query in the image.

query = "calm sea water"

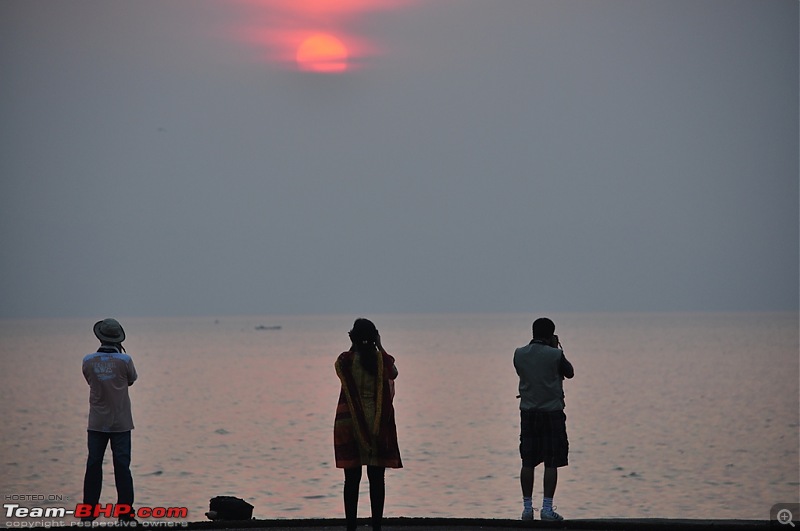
[1,312,797,523]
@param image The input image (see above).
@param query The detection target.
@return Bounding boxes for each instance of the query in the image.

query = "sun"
[296,34,348,73]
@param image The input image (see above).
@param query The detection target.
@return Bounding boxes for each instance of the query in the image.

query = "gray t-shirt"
[83,347,137,432]
[514,341,573,411]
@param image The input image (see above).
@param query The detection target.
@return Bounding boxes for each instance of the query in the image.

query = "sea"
[1,312,798,523]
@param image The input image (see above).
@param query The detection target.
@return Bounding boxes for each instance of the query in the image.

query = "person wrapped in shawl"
[334,318,402,531]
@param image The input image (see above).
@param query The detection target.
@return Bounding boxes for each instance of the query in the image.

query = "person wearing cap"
[514,317,574,522]
[82,318,138,521]
[334,318,402,531]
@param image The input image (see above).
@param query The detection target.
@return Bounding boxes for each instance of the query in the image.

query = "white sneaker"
[521,508,534,520]
[540,507,564,521]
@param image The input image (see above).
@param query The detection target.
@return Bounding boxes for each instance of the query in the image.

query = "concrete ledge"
[185,517,772,530]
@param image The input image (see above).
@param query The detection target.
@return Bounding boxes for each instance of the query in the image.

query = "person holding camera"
[82,318,138,522]
[334,318,402,531]
[513,317,574,521]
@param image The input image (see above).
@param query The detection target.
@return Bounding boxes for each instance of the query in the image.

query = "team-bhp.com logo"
[74,504,188,520]
[4,503,188,526]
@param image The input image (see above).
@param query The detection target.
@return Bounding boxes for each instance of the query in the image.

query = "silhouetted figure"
[334,318,402,531]
[82,318,138,523]
[514,317,574,521]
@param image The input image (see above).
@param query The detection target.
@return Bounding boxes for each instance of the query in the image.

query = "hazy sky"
[1,0,797,319]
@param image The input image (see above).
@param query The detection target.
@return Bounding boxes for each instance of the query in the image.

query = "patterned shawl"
[334,348,402,469]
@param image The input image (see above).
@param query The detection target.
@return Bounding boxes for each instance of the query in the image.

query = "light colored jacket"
[514,341,574,411]
[83,347,137,432]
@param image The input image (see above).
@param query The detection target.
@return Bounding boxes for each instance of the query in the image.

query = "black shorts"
[519,409,569,468]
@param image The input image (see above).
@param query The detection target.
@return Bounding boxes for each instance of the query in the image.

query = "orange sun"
[296,34,348,73]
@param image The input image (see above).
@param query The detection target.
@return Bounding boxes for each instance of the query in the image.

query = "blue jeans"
[83,430,134,508]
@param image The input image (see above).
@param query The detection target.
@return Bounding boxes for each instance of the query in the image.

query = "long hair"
[349,318,379,376]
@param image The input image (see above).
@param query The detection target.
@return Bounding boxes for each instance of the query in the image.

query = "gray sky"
[1,0,797,319]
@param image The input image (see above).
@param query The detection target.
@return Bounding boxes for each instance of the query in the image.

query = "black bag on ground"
[206,496,254,520]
